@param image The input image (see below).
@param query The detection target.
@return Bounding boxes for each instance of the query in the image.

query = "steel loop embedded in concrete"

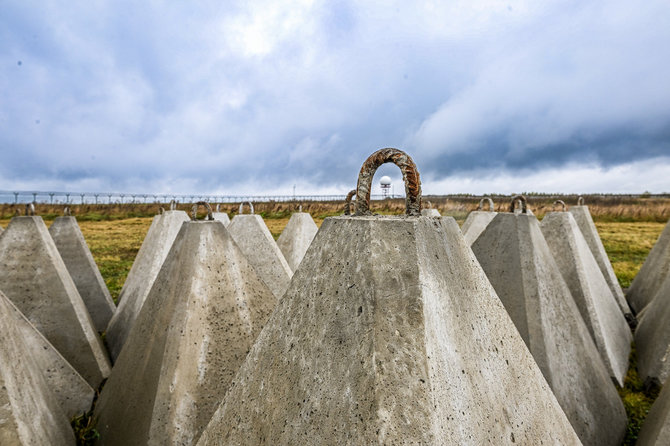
[553,200,567,212]
[344,189,356,216]
[191,201,214,221]
[170,200,177,211]
[510,195,527,214]
[478,197,495,211]
[238,201,254,214]
[64,206,71,216]
[578,196,585,206]
[354,148,421,216]
[24,203,35,216]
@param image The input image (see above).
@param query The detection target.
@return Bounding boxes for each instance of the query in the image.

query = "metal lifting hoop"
[355,148,422,216]
[170,200,177,211]
[64,206,71,216]
[24,203,35,216]
[238,201,254,214]
[191,201,214,221]
[510,195,527,214]
[553,200,567,212]
[577,196,584,206]
[344,189,356,216]
[478,197,494,211]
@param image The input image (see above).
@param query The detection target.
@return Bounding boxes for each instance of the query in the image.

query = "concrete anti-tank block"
[420,208,441,217]
[461,211,497,246]
[211,212,230,225]
[626,219,670,313]
[199,147,580,444]
[570,205,632,317]
[94,219,277,446]
[1,291,93,418]
[635,377,670,445]
[228,214,293,299]
[541,212,632,385]
[49,216,116,332]
[635,274,670,386]
[0,216,111,387]
[196,215,581,445]
[0,289,76,446]
[276,212,318,272]
[105,210,190,361]
[472,212,627,446]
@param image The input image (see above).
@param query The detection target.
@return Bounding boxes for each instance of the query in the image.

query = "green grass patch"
[596,222,665,288]
[618,346,661,445]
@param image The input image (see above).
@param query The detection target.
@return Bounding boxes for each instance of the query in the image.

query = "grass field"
[0,210,666,444]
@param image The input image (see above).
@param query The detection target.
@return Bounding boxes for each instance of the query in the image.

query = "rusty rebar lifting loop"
[425,200,433,209]
[170,200,177,211]
[354,148,422,216]
[24,203,35,216]
[216,204,221,213]
[299,205,303,212]
[159,207,165,215]
[510,195,527,214]
[191,201,214,221]
[577,196,584,206]
[553,200,567,212]
[64,207,71,216]
[238,201,254,214]
[344,189,356,216]
[478,197,494,211]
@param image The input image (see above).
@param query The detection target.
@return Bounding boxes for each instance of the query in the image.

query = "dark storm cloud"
[1,0,669,194]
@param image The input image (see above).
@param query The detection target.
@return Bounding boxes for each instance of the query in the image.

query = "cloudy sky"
[2,0,669,196]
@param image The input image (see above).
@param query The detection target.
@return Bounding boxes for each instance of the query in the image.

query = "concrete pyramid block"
[471,210,627,445]
[1,291,94,418]
[635,273,670,386]
[228,213,292,299]
[0,290,76,445]
[196,149,581,445]
[570,202,633,318]
[276,211,318,272]
[49,215,116,332]
[420,200,440,217]
[0,216,111,387]
[421,208,441,217]
[636,377,670,445]
[211,204,230,226]
[627,218,670,313]
[461,198,498,246]
[94,215,277,445]
[541,211,632,385]
[105,208,190,361]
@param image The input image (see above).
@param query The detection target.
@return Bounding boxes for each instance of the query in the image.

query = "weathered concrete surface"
[105,210,190,361]
[472,213,627,446]
[570,205,633,317]
[636,378,670,445]
[95,220,277,446]
[420,208,441,217]
[0,216,111,387]
[211,212,230,225]
[197,216,581,445]
[228,214,293,299]
[0,289,76,446]
[276,212,318,272]
[626,219,670,313]
[49,216,116,332]
[461,211,497,246]
[541,212,632,385]
[635,274,670,386]
[1,291,93,418]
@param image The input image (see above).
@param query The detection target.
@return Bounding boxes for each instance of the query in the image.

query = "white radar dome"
[380,176,392,186]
